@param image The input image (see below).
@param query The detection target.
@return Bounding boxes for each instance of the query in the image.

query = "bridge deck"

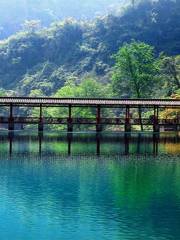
[0,97,180,107]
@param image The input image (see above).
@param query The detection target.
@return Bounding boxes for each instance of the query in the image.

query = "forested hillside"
[0,0,179,100]
[0,0,127,39]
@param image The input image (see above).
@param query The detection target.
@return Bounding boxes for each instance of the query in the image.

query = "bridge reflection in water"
[0,132,179,158]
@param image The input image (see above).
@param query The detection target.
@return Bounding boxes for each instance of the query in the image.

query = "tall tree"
[112,41,158,130]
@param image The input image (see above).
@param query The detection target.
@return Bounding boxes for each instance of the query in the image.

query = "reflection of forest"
[165,143,180,154]
[0,132,179,157]
[0,156,179,238]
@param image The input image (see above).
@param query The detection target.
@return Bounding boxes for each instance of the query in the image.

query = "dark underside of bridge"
[0,97,179,132]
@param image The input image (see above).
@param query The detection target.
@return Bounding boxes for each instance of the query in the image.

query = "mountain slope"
[0,0,179,96]
[0,0,128,39]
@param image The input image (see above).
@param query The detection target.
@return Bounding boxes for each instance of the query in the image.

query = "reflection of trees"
[1,132,180,156]
[109,160,180,237]
[0,156,180,238]
[164,143,180,154]
[109,160,180,207]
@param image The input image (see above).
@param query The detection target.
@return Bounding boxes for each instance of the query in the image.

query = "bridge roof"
[0,97,179,107]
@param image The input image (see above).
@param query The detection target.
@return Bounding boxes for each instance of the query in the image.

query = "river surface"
[0,131,179,240]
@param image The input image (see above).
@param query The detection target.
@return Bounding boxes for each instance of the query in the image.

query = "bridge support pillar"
[38,122,44,132]
[153,133,159,156]
[68,123,73,132]
[38,104,43,132]
[96,105,102,132]
[8,103,14,131]
[153,106,160,133]
[38,131,43,156]
[124,133,130,155]
[96,124,102,132]
[67,133,73,155]
[68,105,73,132]
[153,124,160,133]
[125,105,131,132]
[96,133,101,156]
[8,131,14,156]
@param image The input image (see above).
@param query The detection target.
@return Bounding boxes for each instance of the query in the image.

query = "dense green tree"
[112,41,158,98]
[46,78,113,129]
[112,41,159,130]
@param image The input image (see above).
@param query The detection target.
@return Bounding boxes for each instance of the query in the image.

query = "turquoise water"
[0,131,179,240]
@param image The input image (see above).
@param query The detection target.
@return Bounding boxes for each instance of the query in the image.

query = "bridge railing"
[0,97,180,107]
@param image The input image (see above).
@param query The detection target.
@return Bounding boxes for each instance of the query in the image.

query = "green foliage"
[54,77,112,99]
[112,41,159,98]
[0,88,6,97]
[159,55,180,96]
[29,89,44,97]
[47,78,113,121]
[46,20,83,65]
[0,0,179,101]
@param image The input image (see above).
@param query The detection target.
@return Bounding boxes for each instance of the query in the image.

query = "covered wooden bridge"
[0,97,179,132]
